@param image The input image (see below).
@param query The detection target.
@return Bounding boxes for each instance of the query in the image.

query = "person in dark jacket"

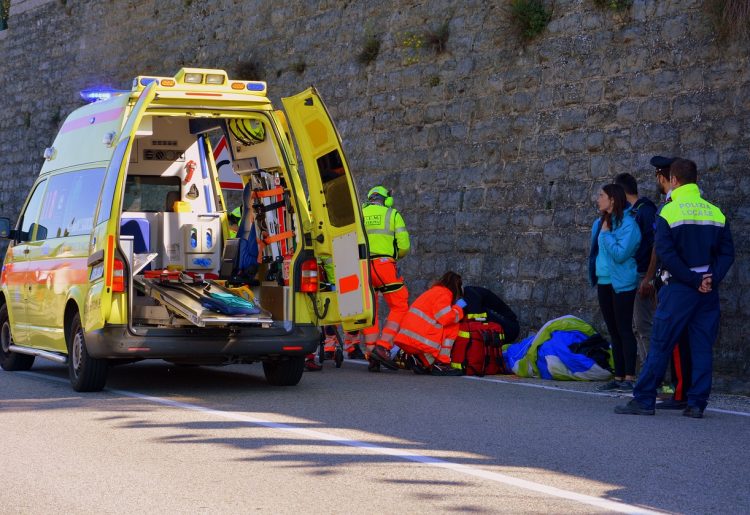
[614,172,656,370]
[462,286,520,344]
[615,159,734,418]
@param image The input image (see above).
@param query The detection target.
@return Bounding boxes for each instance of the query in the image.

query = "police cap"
[649,155,676,170]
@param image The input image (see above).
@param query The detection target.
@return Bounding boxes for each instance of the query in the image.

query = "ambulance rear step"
[132,275,273,328]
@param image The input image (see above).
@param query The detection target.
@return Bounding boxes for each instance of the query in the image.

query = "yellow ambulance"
[0,68,374,391]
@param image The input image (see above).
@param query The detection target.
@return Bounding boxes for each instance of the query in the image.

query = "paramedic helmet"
[228,119,265,146]
[229,206,242,223]
[367,185,394,207]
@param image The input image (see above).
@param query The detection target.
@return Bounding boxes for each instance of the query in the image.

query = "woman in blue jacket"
[588,184,641,392]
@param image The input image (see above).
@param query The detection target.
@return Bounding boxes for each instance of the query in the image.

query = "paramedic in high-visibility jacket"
[615,159,734,418]
[361,185,411,372]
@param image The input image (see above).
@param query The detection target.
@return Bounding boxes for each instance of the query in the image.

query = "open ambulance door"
[85,83,157,333]
[281,87,374,331]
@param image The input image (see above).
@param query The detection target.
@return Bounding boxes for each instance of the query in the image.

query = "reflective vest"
[394,285,463,363]
[656,183,734,288]
[362,202,410,259]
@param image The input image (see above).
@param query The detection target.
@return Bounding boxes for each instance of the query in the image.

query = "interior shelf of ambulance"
[118,114,294,329]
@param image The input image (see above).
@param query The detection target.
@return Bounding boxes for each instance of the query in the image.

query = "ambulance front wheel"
[67,312,108,392]
[263,356,305,386]
[0,304,35,371]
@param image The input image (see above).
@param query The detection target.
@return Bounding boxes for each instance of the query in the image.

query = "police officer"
[615,159,734,418]
[361,186,411,371]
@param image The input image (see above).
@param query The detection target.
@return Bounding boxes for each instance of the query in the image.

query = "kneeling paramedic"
[394,271,465,376]
[361,186,411,372]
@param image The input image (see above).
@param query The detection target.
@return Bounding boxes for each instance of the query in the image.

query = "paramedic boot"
[369,345,399,371]
[348,346,365,360]
[430,362,463,376]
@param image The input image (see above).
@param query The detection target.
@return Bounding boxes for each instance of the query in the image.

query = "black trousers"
[597,284,638,377]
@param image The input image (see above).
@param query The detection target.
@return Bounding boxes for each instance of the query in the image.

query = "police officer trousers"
[633,282,720,410]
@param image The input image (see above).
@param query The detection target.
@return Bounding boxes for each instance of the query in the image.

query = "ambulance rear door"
[85,83,157,332]
[281,87,374,330]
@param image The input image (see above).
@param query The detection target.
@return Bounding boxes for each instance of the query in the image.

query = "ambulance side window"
[97,139,129,225]
[316,149,354,227]
[37,169,106,240]
[17,180,47,242]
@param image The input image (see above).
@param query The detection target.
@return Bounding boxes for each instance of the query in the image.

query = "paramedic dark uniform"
[632,183,734,410]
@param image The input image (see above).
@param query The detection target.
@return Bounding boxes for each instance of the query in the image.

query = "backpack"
[451,319,510,376]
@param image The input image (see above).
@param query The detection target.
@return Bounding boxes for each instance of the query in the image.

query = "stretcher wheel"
[318,339,326,364]
[335,348,344,368]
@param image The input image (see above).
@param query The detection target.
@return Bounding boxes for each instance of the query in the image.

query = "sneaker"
[347,347,365,360]
[656,398,688,410]
[682,406,705,419]
[369,345,399,371]
[614,399,655,416]
[430,362,464,376]
[617,380,634,393]
[597,379,622,392]
[660,384,675,395]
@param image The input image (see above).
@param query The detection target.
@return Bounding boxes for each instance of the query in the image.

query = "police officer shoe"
[682,406,705,419]
[369,345,399,371]
[614,400,655,416]
[656,398,688,410]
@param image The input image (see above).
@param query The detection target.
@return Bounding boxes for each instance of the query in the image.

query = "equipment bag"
[451,320,510,376]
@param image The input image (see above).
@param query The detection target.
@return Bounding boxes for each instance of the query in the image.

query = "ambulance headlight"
[184,73,204,84]
[205,74,225,85]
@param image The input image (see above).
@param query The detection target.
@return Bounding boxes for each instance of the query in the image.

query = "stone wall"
[0,0,748,390]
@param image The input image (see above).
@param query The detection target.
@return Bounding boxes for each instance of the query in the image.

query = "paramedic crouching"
[615,159,734,418]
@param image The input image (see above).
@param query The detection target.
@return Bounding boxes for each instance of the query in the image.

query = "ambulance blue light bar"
[79,88,129,103]
[246,82,265,91]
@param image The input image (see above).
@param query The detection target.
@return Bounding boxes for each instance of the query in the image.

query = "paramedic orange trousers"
[361,257,409,355]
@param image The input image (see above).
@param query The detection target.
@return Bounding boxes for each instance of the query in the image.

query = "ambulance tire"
[262,356,305,386]
[67,312,108,392]
[0,304,35,371]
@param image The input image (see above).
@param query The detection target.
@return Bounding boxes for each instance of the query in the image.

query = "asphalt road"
[1,358,748,514]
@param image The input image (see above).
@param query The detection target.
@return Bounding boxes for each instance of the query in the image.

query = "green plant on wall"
[706,0,750,42]
[509,0,553,41]
[1,0,10,30]
[358,34,381,65]
[593,0,633,10]
[401,32,424,65]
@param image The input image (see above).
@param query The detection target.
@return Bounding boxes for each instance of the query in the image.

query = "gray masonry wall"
[1,0,748,390]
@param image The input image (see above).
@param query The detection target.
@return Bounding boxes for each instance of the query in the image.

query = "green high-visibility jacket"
[362,202,410,259]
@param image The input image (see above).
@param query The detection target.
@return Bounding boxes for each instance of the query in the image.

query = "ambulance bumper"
[84,323,319,361]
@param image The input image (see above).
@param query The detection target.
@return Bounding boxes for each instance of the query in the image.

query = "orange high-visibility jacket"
[394,285,464,363]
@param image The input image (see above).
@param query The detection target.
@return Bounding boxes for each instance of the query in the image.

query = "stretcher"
[133,271,273,327]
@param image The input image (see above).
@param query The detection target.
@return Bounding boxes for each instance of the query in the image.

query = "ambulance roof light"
[246,82,265,91]
[79,88,129,103]
[184,73,204,84]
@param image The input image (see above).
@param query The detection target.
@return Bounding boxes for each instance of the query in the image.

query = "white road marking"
[350,359,750,417]
[20,370,659,514]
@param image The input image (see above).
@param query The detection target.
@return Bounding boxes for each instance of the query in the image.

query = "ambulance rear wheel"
[0,304,35,371]
[263,356,304,386]
[67,312,108,392]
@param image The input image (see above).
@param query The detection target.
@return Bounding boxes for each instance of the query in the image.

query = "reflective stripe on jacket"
[362,203,410,259]
[394,285,463,362]
[656,183,734,288]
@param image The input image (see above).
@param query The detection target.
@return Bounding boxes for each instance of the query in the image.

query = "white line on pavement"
[349,360,750,417]
[21,370,659,514]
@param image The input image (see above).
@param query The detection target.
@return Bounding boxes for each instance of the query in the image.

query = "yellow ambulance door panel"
[85,83,157,332]
[4,179,48,346]
[281,88,374,330]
